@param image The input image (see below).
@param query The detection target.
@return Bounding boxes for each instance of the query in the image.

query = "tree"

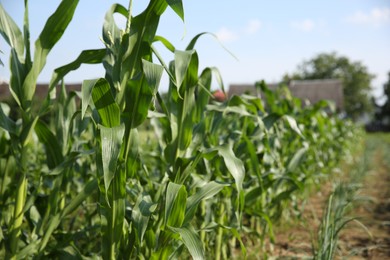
[284,52,374,120]
[379,72,390,125]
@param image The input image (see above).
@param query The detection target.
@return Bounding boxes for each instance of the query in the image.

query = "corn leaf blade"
[91,78,121,127]
[100,124,125,193]
[165,182,187,228]
[168,225,204,260]
[184,181,227,224]
[49,49,106,91]
[22,0,79,105]
[0,4,24,58]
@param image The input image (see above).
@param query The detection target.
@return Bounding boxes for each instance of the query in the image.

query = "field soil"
[256,134,390,259]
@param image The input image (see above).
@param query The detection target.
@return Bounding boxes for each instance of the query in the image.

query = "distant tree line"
[372,72,390,129]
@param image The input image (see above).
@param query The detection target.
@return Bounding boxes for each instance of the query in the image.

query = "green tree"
[379,72,390,124]
[285,52,374,120]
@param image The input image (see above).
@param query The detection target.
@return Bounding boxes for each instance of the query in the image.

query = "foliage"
[376,72,390,125]
[284,52,374,120]
[0,1,356,259]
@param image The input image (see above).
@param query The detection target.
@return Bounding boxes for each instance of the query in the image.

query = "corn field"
[0,1,356,259]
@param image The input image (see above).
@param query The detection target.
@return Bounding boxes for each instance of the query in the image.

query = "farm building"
[228,79,344,110]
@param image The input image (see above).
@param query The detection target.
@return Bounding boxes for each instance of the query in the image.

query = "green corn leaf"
[209,66,225,92]
[119,0,168,98]
[231,228,247,258]
[100,124,125,193]
[195,68,213,121]
[283,114,304,138]
[0,103,16,134]
[44,150,94,177]
[177,86,196,152]
[242,136,262,180]
[81,79,95,120]
[218,143,245,222]
[255,212,275,243]
[91,78,121,127]
[124,74,154,128]
[61,179,98,218]
[39,214,61,252]
[0,4,24,58]
[168,225,204,260]
[151,44,176,86]
[218,144,245,192]
[9,49,26,107]
[49,49,106,91]
[35,120,64,169]
[184,181,228,224]
[16,240,39,260]
[23,0,32,69]
[20,115,38,146]
[57,246,83,260]
[186,32,209,51]
[287,146,308,172]
[0,3,26,106]
[271,187,299,207]
[166,0,184,21]
[132,194,157,243]
[263,113,281,130]
[22,0,79,107]
[165,182,187,228]
[245,186,263,206]
[102,4,128,49]
[124,128,139,179]
[153,35,176,52]
[142,59,164,94]
[186,32,237,61]
[174,50,195,91]
[38,179,97,253]
[241,94,265,113]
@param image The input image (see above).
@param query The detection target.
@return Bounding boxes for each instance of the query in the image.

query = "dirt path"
[337,148,390,259]
[263,134,390,259]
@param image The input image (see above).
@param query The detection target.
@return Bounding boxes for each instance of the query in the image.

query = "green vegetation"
[374,72,390,127]
[313,132,390,259]
[0,1,359,259]
[313,135,366,260]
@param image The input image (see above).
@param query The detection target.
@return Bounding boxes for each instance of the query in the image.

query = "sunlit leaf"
[100,124,125,192]
[91,78,121,127]
[165,182,187,228]
[169,225,204,260]
[166,0,184,21]
[22,0,79,107]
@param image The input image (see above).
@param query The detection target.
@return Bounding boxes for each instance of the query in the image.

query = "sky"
[1,0,390,101]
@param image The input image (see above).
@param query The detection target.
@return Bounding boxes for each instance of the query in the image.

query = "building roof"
[0,83,82,101]
[228,79,344,110]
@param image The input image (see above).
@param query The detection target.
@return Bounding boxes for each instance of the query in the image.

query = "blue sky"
[1,0,390,100]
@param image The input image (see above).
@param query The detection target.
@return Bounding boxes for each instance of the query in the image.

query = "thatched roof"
[228,79,344,109]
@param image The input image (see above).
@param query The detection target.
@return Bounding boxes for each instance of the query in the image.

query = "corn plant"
[0,1,88,258]
[0,0,357,259]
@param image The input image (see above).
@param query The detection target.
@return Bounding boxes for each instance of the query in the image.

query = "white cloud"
[216,19,262,43]
[290,19,315,32]
[244,19,262,34]
[215,27,239,43]
[347,7,390,27]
